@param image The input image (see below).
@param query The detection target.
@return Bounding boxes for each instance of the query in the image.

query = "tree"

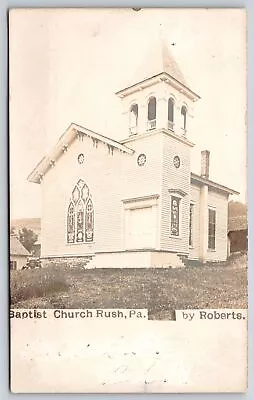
[228,201,247,218]
[18,227,38,253]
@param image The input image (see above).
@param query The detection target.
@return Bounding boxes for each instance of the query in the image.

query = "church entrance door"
[125,206,156,249]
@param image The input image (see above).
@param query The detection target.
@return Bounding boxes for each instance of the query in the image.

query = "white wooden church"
[28,38,238,268]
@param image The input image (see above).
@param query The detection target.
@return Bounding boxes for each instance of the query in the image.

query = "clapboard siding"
[160,133,191,253]
[41,133,163,258]
[120,132,163,201]
[207,190,229,262]
[40,129,230,263]
[189,185,201,260]
[41,137,129,256]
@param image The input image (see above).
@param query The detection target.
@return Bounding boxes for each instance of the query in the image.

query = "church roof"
[136,37,187,86]
[191,173,239,196]
[28,123,134,184]
[116,37,200,101]
[10,235,30,257]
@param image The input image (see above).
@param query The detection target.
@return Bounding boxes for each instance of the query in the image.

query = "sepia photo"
[9,8,247,392]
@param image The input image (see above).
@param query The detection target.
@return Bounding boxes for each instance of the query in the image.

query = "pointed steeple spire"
[158,22,187,86]
[129,27,187,88]
[160,37,187,86]
[116,26,199,101]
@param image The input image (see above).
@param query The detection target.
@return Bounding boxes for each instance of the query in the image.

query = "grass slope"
[10,253,247,320]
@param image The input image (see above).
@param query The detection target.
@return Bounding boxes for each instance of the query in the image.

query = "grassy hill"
[10,253,247,319]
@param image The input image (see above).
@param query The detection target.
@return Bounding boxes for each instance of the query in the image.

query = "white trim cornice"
[168,188,188,197]
[121,128,195,148]
[115,72,200,102]
[28,123,135,184]
[191,173,239,195]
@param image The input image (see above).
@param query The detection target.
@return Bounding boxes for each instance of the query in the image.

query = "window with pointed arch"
[147,96,156,130]
[168,98,174,131]
[129,103,138,135]
[67,179,94,244]
[181,105,187,131]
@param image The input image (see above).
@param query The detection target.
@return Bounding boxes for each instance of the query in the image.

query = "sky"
[9,8,247,219]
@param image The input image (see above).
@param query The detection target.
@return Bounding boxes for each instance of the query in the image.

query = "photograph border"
[1,0,252,398]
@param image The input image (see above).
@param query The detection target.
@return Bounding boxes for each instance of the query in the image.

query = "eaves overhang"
[191,173,239,195]
[116,72,200,102]
[28,123,135,184]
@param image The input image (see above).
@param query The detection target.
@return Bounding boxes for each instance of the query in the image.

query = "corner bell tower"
[115,32,201,256]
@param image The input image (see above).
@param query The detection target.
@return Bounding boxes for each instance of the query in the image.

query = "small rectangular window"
[10,260,17,270]
[208,208,216,250]
[189,203,194,247]
[170,196,180,236]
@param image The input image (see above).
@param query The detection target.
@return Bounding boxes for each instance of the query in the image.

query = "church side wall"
[189,185,201,260]
[188,185,229,262]
[40,137,130,258]
[206,189,228,262]
[40,133,163,259]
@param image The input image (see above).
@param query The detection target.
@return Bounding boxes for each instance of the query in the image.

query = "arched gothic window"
[67,202,75,243]
[181,106,187,131]
[67,179,94,243]
[85,199,94,242]
[129,103,138,135]
[76,201,84,242]
[168,98,174,131]
[147,97,156,130]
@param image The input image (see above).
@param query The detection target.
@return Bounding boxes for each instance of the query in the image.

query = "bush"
[10,266,70,306]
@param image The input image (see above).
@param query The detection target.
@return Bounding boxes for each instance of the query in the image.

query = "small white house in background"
[28,37,239,269]
[10,234,30,270]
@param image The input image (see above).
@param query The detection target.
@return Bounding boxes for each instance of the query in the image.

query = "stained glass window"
[76,201,84,242]
[72,186,80,204]
[170,196,180,236]
[67,181,94,244]
[67,202,75,243]
[85,199,94,242]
